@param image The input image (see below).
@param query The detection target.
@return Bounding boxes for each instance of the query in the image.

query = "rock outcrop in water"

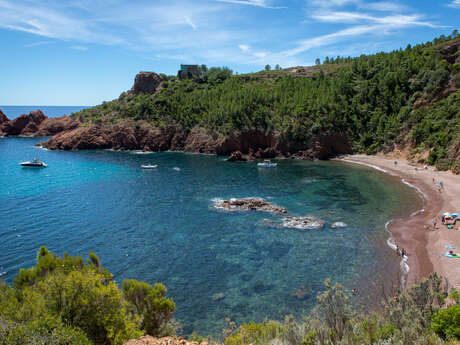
[282,216,325,230]
[214,198,287,214]
[227,150,247,162]
[0,110,79,137]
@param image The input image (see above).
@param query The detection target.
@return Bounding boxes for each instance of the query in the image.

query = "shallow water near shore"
[0,137,422,335]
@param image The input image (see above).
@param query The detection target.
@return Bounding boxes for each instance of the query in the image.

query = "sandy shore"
[337,155,460,290]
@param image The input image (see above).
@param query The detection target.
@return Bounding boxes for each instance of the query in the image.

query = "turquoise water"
[0,137,422,335]
[0,105,89,119]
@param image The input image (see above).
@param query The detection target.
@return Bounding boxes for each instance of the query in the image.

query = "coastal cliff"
[40,123,351,159]
[0,110,79,137]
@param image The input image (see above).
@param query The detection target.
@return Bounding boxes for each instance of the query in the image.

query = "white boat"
[257,159,277,168]
[141,164,158,169]
[20,158,47,167]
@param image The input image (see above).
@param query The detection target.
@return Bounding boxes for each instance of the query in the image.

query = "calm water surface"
[0,137,422,335]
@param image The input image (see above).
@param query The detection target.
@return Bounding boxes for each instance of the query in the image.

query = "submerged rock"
[212,292,225,301]
[293,286,310,300]
[282,216,325,230]
[214,198,287,214]
[331,221,347,228]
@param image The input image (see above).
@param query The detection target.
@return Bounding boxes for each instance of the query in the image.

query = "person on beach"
[440,181,444,190]
[433,217,437,229]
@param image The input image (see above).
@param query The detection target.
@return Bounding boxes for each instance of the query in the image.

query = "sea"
[1,105,90,119]
[0,106,423,336]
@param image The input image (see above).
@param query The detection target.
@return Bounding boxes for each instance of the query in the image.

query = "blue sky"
[0,0,459,105]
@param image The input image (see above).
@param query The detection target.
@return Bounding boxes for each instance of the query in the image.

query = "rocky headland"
[22,70,352,160]
[0,110,79,137]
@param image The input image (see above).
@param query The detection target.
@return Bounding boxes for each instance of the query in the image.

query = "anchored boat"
[20,158,47,167]
[141,164,158,169]
[257,159,277,168]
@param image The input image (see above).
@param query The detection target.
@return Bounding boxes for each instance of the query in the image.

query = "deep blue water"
[0,105,89,119]
[0,137,422,335]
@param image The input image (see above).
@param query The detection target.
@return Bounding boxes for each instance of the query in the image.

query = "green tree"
[122,279,176,336]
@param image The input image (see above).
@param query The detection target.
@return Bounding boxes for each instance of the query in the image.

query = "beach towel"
[444,252,460,258]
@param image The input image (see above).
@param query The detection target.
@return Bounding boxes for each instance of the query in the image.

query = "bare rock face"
[36,116,79,136]
[131,72,164,95]
[0,109,8,125]
[1,110,46,136]
[214,197,287,214]
[215,130,276,156]
[0,110,79,137]
[250,147,278,159]
[227,150,247,162]
[125,336,208,345]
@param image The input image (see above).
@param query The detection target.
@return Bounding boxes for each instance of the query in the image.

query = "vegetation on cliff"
[2,249,460,344]
[0,247,176,345]
[71,33,460,171]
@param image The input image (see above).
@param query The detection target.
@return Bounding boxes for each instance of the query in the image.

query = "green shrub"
[431,305,460,340]
[122,279,176,336]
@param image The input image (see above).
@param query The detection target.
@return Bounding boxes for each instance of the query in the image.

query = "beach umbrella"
[443,212,452,216]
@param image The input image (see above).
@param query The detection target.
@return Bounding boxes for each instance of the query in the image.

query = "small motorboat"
[20,158,47,167]
[257,159,277,168]
[141,164,158,169]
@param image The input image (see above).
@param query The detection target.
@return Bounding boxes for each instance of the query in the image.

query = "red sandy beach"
[338,155,460,291]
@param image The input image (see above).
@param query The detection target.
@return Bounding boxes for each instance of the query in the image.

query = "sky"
[0,0,459,105]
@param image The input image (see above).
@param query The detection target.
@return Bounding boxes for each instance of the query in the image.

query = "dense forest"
[74,33,460,172]
[1,248,460,345]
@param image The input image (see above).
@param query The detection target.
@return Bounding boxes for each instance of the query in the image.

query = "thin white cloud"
[448,0,460,7]
[71,45,88,51]
[238,44,250,52]
[24,40,54,47]
[183,16,196,30]
[312,12,440,28]
[363,2,408,12]
[216,0,284,9]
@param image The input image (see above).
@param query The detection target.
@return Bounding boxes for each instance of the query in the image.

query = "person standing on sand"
[440,181,444,190]
[433,217,437,229]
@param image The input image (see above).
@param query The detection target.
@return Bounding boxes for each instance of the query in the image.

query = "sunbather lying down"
[445,250,460,258]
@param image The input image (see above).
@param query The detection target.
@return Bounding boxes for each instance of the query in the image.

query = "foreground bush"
[224,273,458,345]
[0,246,175,345]
[432,305,460,340]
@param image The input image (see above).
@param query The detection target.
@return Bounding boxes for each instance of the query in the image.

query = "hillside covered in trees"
[43,33,460,172]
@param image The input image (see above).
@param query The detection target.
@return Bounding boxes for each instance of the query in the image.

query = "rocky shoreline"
[34,122,351,161]
[0,109,79,137]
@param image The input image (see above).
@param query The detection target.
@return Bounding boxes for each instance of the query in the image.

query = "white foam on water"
[131,150,154,155]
